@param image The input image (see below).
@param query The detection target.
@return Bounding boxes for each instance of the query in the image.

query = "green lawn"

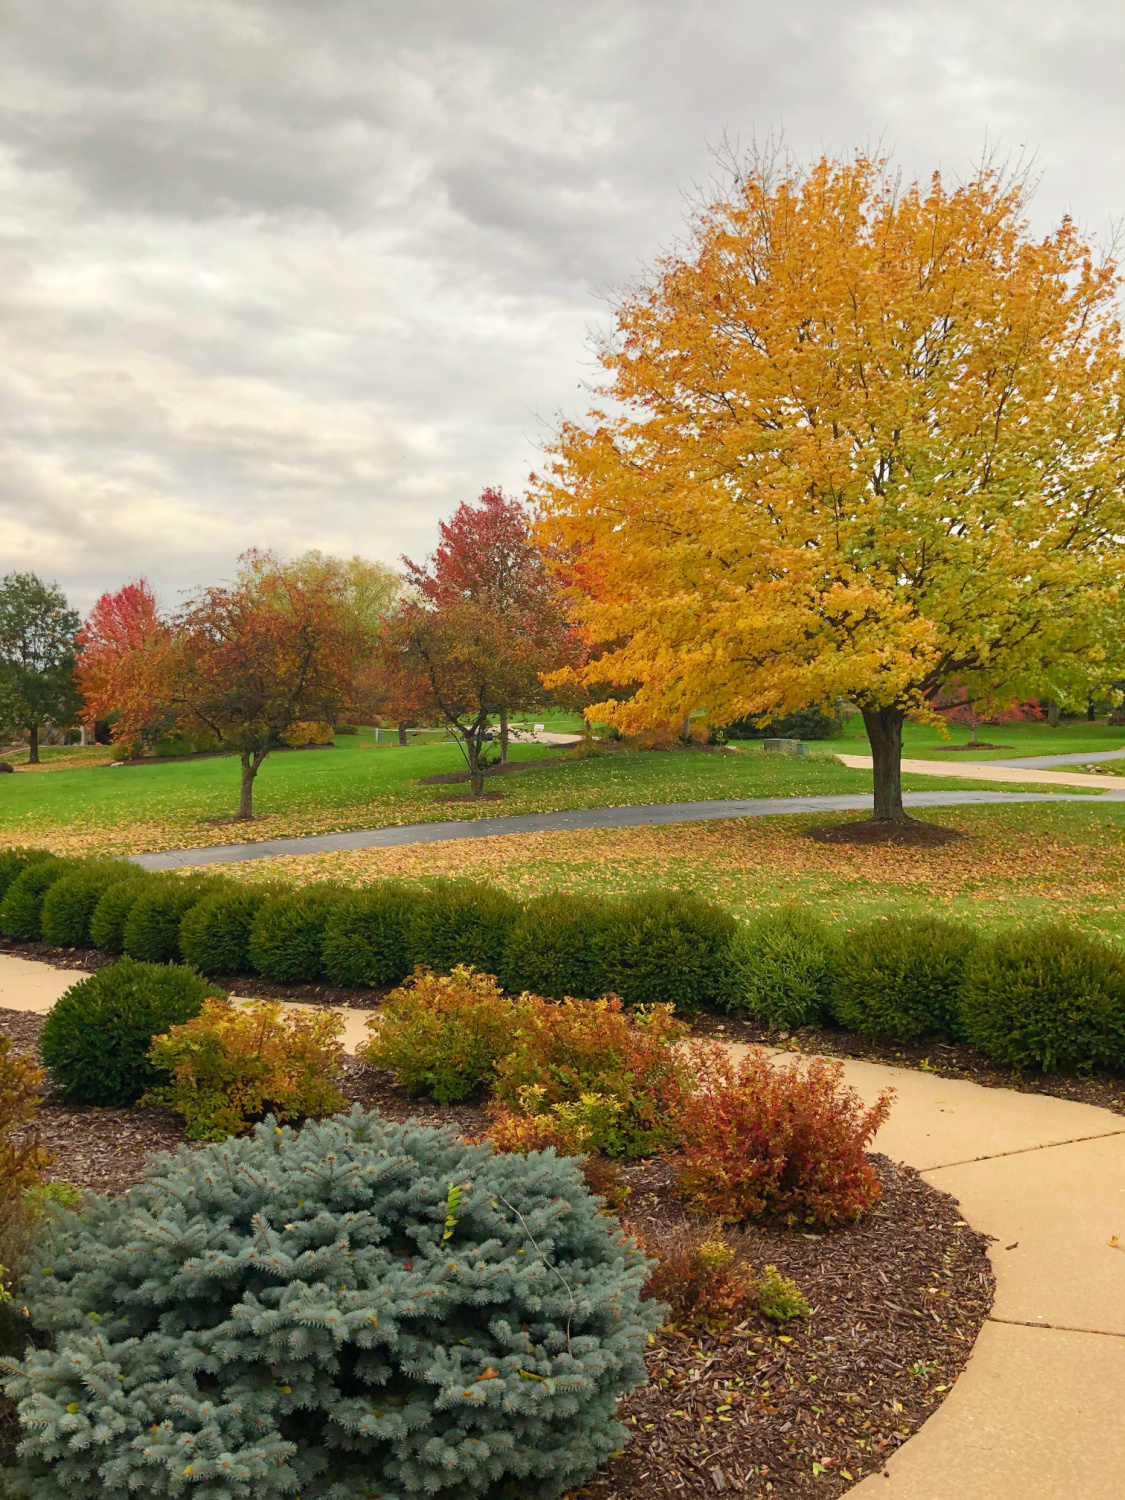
[0,726,1099,857]
[836,713,1125,762]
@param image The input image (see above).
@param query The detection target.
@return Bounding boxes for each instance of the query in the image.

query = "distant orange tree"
[538,152,1125,832]
[84,552,369,819]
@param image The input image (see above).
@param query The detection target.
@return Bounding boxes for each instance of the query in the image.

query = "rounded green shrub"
[247,885,342,982]
[723,907,835,1028]
[502,892,607,999]
[39,958,223,1105]
[598,891,736,1011]
[961,925,1125,1073]
[409,880,520,978]
[179,884,274,977]
[40,861,135,948]
[0,856,65,940]
[832,915,977,1041]
[88,874,153,953]
[122,876,219,964]
[7,1111,661,1500]
[0,848,54,904]
[322,882,414,988]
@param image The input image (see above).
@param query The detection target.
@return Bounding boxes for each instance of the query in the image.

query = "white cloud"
[0,0,1120,611]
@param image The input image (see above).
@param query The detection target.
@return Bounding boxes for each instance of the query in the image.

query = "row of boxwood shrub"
[2,846,1124,1075]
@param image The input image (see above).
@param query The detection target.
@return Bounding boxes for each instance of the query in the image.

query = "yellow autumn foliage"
[538,153,1125,815]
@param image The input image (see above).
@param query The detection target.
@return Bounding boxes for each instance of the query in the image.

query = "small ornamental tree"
[538,152,1125,836]
[3,1110,661,1500]
[930,683,1044,747]
[381,491,580,793]
[76,580,170,754]
[96,552,369,819]
[0,573,81,764]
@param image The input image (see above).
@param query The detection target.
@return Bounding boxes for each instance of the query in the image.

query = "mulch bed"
[434,791,507,803]
[417,755,573,785]
[0,1004,994,1498]
[805,819,967,847]
[927,743,1013,752]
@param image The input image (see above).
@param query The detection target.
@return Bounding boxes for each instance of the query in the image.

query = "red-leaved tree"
[78,580,170,750]
[930,683,1045,747]
[381,490,580,791]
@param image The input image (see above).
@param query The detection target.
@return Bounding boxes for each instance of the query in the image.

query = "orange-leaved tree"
[96,552,369,819]
[537,152,1125,832]
[78,579,171,752]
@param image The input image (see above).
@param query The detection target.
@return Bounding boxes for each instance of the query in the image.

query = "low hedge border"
[5,850,1125,1077]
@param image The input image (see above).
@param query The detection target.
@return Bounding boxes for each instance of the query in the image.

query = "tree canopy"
[0,572,81,763]
[538,153,1125,827]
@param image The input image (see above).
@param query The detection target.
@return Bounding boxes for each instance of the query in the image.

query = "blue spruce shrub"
[4,1109,662,1500]
[722,907,835,1028]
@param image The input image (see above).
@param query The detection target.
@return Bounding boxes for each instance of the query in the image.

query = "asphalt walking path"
[2,949,1123,1496]
[132,785,1125,871]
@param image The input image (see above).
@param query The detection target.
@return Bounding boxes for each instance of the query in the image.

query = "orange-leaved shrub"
[360,966,526,1104]
[492,996,689,1157]
[486,1105,628,1207]
[628,1219,810,1329]
[0,1035,53,1299]
[673,1043,893,1228]
[145,999,346,1139]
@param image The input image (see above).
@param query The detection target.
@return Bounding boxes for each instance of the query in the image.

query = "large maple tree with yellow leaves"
[538,155,1125,825]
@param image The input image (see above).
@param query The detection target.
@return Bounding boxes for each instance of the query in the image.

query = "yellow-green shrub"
[145,999,346,1140]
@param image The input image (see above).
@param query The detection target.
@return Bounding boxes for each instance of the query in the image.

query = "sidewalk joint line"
[987,1316,1125,1340]
[922,1128,1125,1172]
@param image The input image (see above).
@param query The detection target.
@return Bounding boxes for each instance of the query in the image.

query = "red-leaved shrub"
[673,1043,893,1228]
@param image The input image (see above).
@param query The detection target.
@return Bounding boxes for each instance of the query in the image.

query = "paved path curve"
[131,787,1125,870]
[988,745,1125,769]
[0,949,1122,1496]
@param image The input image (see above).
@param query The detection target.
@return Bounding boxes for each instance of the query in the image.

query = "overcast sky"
[1,0,1122,614]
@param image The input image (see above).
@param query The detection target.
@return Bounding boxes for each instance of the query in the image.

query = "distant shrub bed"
[10,849,1125,1076]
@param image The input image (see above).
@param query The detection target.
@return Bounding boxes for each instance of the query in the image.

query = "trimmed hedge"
[88,874,153,953]
[0,848,54,904]
[123,876,218,964]
[39,958,223,1105]
[502,892,606,999]
[723,907,835,1029]
[410,880,521,978]
[832,915,978,1041]
[180,884,273,977]
[0,856,65,940]
[248,885,342,983]
[961,925,1125,1073]
[322,882,414,988]
[599,891,736,1011]
[40,861,134,948]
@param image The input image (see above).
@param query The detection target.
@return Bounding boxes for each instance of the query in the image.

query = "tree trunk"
[397,721,408,746]
[969,719,979,746]
[1087,698,1096,723]
[679,714,692,742]
[467,739,485,796]
[860,706,907,821]
[1047,699,1061,728]
[500,707,509,765]
[28,724,39,765]
[238,752,264,820]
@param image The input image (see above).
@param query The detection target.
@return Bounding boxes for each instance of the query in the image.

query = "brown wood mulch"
[0,1012,993,1497]
[417,754,573,785]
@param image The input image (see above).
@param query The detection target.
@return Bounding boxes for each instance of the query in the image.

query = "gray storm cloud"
[0,0,1120,611]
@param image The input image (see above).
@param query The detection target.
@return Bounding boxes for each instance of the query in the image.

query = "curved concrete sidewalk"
[3,951,1124,1495]
[837,753,1125,790]
[131,786,1125,870]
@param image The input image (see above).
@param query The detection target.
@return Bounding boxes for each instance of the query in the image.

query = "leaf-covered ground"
[222,800,1125,946]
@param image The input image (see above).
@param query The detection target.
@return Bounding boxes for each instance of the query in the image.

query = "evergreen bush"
[598,891,735,1011]
[502,892,607,999]
[4,1110,661,1500]
[961,925,1125,1073]
[0,857,65,941]
[247,885,342,983]
[722,907,835,1029]
[322,882,414,988]
[87,874,153,954]
[0,849,53,905]
[39,959,222,1106]
[832,915,978,1040]
[409,880,521,978]
[179,885,273,977]
[40,862,133,949]
[122,876,220,965]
